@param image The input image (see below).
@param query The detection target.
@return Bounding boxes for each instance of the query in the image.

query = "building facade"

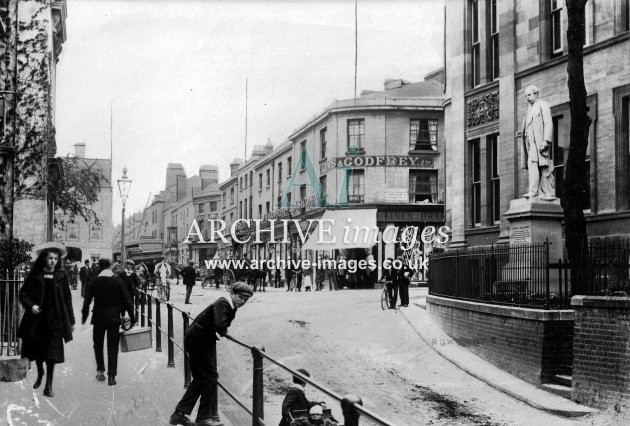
[54,143,113,264]
[444,0,630,247]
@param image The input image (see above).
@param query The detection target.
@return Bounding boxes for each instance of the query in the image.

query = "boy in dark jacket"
[280,368,311,426]
[170,282,253,426]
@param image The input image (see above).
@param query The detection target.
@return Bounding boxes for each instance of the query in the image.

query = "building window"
[258,173,263,190]
[239,177,243,191]
[347,170,365,203]
[615,85,630,209]
[409,170,438,203]
[230,188,234,205]
[277,195,282,208]
[287,156,292,176]
[489,0,499,80]
[258,204,262,218]
[471,0,481,87]
[198,203,205,214]
[551,0,563,55]
[347,119,365,151]
[410,119,438,151]
[617,0,630,34]
[266,169,271,187]
[89,223,103,241]
[584,0,594,46]
[240,201,243,218]
[278,162,283,182]
[210,201,218,211]
[265,201,270,215]
[299,184,306,202]
[320,128,327,159]
[300,140,307,170]
[470,138,482,226]
[319,175,327,203]
[488,134,500,223]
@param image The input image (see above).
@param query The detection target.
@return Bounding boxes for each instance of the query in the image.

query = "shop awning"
[301,209,378,251]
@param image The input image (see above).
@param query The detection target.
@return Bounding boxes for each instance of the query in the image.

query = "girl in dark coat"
[17,243,75,397]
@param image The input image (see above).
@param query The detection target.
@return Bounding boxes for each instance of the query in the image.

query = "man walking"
[79,260,91,297]
[170,282,252,426]
[82,258,135,386]
[181,260,197,304]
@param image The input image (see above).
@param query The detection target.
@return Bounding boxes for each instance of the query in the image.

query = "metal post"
[167,303,175,367]
[147,295,152,333]
[135,293,140,323]
[183,312,191,388]
[155,299,162,352]
[140,293,146,327]
[251,346,265,425]
[210,342,219,421]
[341,394,362,426]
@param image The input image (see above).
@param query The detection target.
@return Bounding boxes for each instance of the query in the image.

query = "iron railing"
[135,290,393,426]
[1,270,24,356]
[429,239,630,309]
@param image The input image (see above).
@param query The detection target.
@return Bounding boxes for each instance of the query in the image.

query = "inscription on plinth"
[510,224,532,245]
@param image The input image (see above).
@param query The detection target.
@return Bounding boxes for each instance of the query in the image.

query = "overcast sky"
[55,0,444,225]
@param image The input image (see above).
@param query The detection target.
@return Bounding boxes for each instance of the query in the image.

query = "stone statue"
[516,85,556,201]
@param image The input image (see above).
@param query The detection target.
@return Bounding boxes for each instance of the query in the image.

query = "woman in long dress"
[17,242,75,397]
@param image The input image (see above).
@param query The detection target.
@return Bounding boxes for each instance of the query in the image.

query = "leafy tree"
[0,238,34,270]
[562,0,592,293]
[49,154,108,228]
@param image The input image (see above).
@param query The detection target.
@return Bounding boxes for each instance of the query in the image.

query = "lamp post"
[117,166,132,265]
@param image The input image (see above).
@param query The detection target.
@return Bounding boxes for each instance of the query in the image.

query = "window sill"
[345,149,365,156]
[408,149,440,155]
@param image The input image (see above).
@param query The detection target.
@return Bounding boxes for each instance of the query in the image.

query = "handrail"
[137,289,395,425]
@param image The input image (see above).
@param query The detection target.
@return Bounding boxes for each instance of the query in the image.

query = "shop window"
[347,119,365,151]
[320,127,327,159]
[470,138,482,226]
[409,170,438,203]
[347,170,365,203]
[409,119,438,151]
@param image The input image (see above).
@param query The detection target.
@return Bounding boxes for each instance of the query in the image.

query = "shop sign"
[320,155,433,173]
[377,210,445,223]
[384,190,409,203]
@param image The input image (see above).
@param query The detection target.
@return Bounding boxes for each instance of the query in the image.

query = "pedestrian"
[82,258,135,386]
[181,260,197,304]
[395,256,412,307]
[323,255,338,291]
[90,259,101,279]
[118,260,140,310]
[382,258,397,309]
[303,262,313,291]
[79,259,91,297]
[170,282,253,426]
[17,242,75,398]
[315,256,324,291]
[279,368,311,426]
[275,266,282,288]
[296,261,303,292]
[285,263,294,292]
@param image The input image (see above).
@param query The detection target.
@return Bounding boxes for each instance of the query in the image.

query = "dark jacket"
[280,386,310,426]
[118,272,140,299]
[395,263,412,285]
[185,297,236,344]
[180,265,197,286]
[82,271,135,326]
[80,265,91,283]
[17,270,75,343]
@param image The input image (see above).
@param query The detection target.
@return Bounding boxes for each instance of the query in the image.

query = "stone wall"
[427,295,574,386]
[572,296,630,411]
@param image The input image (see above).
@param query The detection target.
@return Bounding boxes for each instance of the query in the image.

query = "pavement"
[1,284,235,426]
[399,292,598,418]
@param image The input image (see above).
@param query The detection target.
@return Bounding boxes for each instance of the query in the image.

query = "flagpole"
[354,0,358,100]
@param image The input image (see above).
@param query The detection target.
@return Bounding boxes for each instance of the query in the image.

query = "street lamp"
[117,166,132,265]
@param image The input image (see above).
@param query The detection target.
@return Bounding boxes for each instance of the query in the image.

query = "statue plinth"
[499,198,564,293]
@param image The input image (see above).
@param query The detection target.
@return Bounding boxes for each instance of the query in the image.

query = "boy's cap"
[232,282,253,297]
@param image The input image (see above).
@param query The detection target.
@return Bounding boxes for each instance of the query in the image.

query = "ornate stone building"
[444,0,630,247]
[0,0,68,246]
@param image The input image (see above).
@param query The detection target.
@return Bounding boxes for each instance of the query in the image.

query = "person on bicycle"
[170,282,253,426]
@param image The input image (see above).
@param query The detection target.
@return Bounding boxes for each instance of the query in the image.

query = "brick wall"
[427,295,574,386]
[571,296,630,411]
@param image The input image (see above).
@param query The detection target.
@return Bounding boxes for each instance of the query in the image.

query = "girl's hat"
[34,242,67,258]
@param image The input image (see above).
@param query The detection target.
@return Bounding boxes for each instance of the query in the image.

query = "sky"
[54,0,444,225]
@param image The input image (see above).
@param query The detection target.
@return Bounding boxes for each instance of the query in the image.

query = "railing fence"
[1,270,24,357]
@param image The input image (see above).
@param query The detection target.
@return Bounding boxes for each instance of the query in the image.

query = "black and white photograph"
[1,0,630,425]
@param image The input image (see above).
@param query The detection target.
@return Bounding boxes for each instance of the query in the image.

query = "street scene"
[1,0,630,425]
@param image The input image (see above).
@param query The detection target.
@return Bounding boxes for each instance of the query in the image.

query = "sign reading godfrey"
[320,155,433,173]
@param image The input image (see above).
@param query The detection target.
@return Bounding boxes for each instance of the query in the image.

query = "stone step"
[542,383,572,399]
[554,374,572,387]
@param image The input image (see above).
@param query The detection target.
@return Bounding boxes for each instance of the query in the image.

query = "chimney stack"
[74,143,86,158]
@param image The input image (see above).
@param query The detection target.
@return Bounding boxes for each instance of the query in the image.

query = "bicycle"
[380,280,393,310]
[156,276,171,301]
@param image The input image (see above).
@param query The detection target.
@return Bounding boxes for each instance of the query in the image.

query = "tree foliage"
[0,238,35,270]
[563,0,592,293]
[49,155,108,228]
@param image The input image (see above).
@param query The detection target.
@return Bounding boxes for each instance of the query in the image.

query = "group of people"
[278,368,338,426]
[381,256,413,308]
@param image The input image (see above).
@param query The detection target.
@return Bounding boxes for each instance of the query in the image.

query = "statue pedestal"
[499,198,564,294]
